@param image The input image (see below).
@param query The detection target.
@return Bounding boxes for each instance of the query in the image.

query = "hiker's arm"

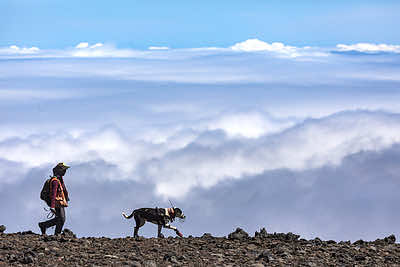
[50,180,59,209]
[63,184,70,202]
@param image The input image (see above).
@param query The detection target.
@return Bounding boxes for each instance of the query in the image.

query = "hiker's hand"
[50,208,56,214]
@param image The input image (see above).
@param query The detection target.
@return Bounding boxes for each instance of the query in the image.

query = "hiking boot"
[158,233,165,238]
[38,222,46,235]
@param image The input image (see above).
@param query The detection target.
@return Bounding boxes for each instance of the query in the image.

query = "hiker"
[38,163,70,235]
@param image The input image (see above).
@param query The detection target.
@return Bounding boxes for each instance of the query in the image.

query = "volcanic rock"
[201,233,213,239]
[255,227,268,239]
[374,234,396,245]
[269,232,300,242]
[0,229,398,266]
[61,228,76,238]
[256,250,272,262]
[228,227,249,240]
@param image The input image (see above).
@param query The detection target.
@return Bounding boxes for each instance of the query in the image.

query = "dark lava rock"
[228,227,249,240]
[353,239,365,246]
[383,234,396,244]
[256,250,272,263]
[311,237,322,245]
[0,229,398,266]
[201,233,213,239]
[130,261,142,267]
[43,235,60,242]
[371,234,396,245]
[270,232,300,242]
[0,225,5,233]
[163,252,179,264]
[255,227,268,239]
[354,254,366,261]
[143,260,157,267]
[19,230,35,235]
[62,228,76,238]
[20,255,34,264]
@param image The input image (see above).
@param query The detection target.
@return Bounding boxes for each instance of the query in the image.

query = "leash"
[43,207,55,219]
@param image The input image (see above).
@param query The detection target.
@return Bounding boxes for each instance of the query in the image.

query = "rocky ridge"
[0,227,399,266]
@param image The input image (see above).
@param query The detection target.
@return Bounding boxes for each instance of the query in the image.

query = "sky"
[0,1,400,241]
[1,0,400,48]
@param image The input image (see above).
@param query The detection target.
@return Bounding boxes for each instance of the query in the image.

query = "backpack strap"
[49,177,59,193]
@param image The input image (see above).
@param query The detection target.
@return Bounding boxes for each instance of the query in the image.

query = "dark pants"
[40,207,66,235]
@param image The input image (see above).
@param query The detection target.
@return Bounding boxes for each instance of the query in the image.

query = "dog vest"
[164,208,174,218]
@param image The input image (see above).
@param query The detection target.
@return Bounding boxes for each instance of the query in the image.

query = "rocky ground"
[0,226,399,266]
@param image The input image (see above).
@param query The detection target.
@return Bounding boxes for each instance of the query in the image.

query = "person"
[38,162,70,235]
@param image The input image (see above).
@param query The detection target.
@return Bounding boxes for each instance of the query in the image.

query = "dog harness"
[164,208,175,218]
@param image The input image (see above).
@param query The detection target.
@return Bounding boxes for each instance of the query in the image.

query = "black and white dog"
[122,207,186,238]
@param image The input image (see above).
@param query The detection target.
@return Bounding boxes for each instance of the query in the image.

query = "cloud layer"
[1,138,400,241]
[1,110,400,200]
[1,40,400,60]
[1,39,400,241]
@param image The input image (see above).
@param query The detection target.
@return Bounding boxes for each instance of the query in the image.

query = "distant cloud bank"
[2,40,399,59]
[0,45,40,55]
[336,43,400,53]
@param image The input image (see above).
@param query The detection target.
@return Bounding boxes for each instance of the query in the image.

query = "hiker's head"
[53,162,70,177]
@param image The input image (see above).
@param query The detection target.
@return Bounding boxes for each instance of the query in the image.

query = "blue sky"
[1,0,400,48]
[0,1,400,241]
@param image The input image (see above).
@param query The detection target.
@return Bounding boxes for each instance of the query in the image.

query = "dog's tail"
[122,210,135,219]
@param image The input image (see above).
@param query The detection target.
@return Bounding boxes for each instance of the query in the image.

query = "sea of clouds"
[0,39,399,241]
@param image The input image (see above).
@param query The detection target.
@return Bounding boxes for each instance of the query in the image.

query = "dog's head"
[173,207,186,221]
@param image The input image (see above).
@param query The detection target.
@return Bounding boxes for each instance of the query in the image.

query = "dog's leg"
[164,223,183,237]
[134,226,139,238]
[134,214,145,239]
[164,223,177,231]
[157,224,164,238]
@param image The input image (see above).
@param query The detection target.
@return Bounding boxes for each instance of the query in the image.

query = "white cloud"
[75,42,103,49]
[70,42,138,57]
[2,40,399,60]
[336,43,400,53]
[76,42,89,49]
[148,46,169,50]
[90,43,104,49]
[230,39,330,58]
[0,40,330,59]
[0,45,40,55]
[231,39,302,57]
[144,111,400,198]
[204,112,297,138]
[231,39,295,52]
[1,111,400,200]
